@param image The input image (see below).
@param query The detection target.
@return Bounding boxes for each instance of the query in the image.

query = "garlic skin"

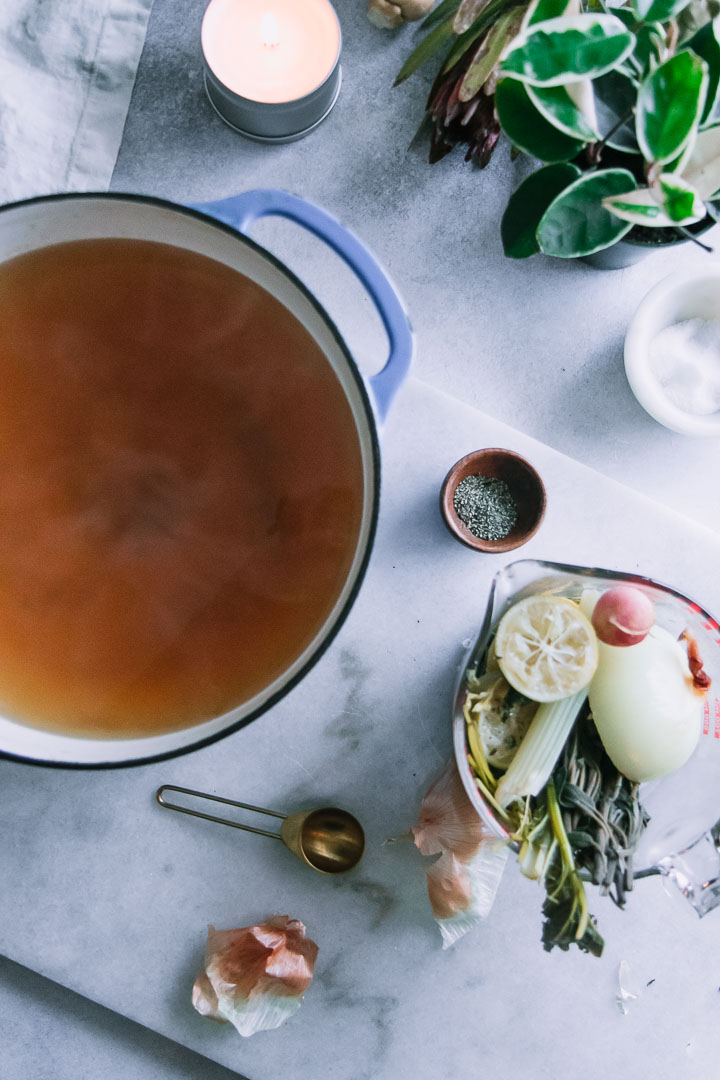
[367,0,434,29]
[588,626,703,782]
[192,917,318,1037]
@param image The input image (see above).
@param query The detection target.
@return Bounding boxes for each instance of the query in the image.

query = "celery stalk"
[495,689,587,809]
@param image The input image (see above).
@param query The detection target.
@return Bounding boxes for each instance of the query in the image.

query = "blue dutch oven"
[0,188,413,767]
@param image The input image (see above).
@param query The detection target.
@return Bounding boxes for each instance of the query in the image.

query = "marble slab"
[2,377,720,1080]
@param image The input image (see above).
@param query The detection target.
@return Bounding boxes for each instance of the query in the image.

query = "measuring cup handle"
[655,821,720,917]
[189,189,414,424]
[156,785,285,840]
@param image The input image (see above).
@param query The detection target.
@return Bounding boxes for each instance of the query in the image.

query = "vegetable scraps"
[463,584,710,957]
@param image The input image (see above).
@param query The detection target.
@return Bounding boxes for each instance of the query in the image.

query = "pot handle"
[190,189,414,423]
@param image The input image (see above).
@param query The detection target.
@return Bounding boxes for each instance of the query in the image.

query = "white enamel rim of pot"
[624,268,720,437]
[0,193,388,768]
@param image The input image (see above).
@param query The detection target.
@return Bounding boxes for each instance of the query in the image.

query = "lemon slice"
[494,595,598,702]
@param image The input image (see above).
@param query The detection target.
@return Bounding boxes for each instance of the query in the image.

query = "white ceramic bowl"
[624,267,720,436]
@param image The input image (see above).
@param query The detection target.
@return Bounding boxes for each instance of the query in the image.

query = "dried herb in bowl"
[453,474,518,540]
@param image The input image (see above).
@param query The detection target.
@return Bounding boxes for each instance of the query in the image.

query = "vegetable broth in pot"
[0,190,412,765]
[0,237,364,738]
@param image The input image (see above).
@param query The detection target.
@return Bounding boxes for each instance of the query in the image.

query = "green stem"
[678,226,714,253]
[547,779,589,940]
[467,754,512,823]
[465,709,497,792]
[588,107,635,166]
[547,780,576,868]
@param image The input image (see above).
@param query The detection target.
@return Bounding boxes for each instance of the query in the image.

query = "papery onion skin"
[412,759,487,861]
[681,629,712,691]
[192,972,223,1021]
[426,851,474,920]
[591,586,655,648]
[413,761,509,947]
[192,917,318,1037]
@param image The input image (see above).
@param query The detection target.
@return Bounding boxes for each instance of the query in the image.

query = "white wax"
[649,318,720,416]
[202,0,340,104]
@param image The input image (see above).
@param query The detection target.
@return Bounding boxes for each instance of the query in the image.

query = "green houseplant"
[397,0,720,263]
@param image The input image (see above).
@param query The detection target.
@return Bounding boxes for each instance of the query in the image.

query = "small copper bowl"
[440,448,546,553]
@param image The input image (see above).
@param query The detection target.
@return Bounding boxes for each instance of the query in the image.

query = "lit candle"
[202,0,342,142]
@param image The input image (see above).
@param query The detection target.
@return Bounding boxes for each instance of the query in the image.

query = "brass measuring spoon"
[156,785,365,874]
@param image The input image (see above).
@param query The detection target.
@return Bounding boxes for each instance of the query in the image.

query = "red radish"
[591,586,655,647]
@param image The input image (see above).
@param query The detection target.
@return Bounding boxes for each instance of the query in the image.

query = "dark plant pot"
[581,215,717,270]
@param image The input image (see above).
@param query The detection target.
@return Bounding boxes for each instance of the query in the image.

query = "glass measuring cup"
[452,559,720,917]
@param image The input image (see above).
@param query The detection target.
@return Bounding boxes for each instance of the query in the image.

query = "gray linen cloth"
[0,0,154,203]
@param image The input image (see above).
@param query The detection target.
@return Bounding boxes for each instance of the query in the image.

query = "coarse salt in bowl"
[624,268,720,437]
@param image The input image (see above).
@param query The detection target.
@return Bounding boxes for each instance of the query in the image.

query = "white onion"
[588,626,702,782]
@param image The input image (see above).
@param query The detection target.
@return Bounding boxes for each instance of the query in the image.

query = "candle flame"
[261,12,280,48]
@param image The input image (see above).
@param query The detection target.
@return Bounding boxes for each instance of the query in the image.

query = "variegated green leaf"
[655,173,707,220]
[524,0,574,27]
[527,83,599,140]
[681,121,720,197]
[603,190,674,225]
[500,15,635,87]
[502,163,582,257]
[537,168,636,256]
[604,183,705,226]
[677,0,720,43]
[686,17,720,124]
[664,127,699,174]
[594,71,640,153]
[633,0,691,22]
[633,23,667,73]
[495,78,585,160]
[636,51,708,163]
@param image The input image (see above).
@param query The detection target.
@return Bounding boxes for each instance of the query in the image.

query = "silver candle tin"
[202,16,342,143]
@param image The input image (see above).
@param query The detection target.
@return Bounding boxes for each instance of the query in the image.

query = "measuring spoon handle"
[156,784,286,840]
